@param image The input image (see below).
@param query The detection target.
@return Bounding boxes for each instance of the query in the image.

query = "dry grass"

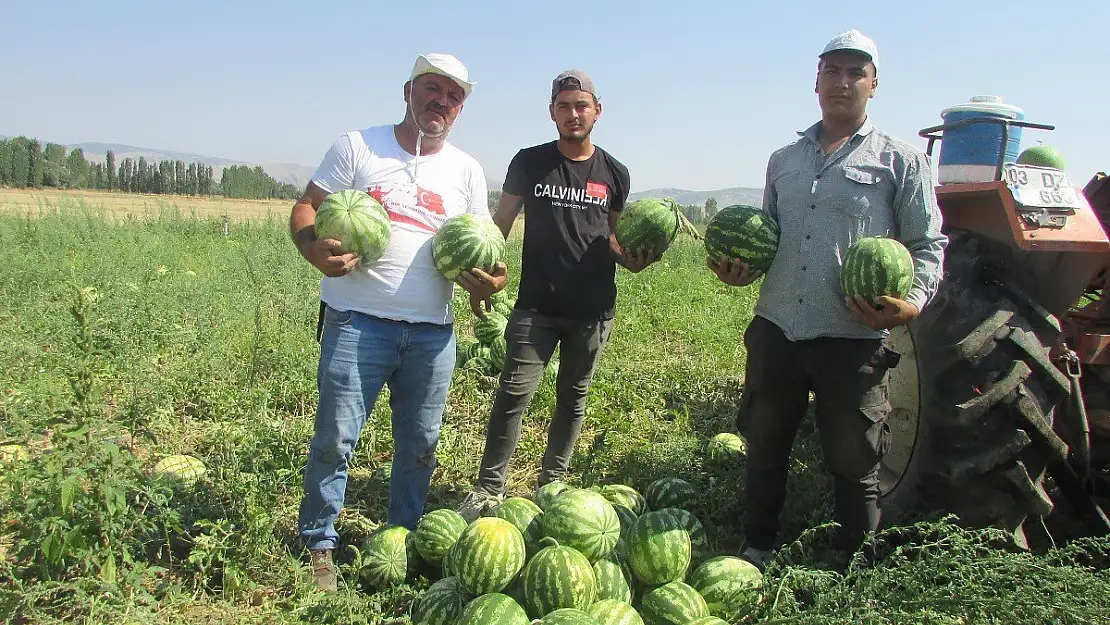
[0,188,291,221]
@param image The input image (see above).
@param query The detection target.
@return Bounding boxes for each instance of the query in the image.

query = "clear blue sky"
[3,1,1107,192]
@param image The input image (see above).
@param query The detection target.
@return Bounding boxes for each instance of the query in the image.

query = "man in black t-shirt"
[457,70,654,520]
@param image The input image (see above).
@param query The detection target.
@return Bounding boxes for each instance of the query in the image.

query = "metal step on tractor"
[877,111,1110,546]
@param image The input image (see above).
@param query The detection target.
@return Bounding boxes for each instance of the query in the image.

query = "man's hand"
[308,237,359,277]
[619,248,656,273]
[845,295,920,330]
[707,256,763,287]
[458,261,508,320]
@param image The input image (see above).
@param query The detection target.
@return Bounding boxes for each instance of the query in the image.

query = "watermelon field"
[1,198,1109,624]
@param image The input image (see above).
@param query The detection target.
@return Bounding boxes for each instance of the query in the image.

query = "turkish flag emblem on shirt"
[586,181,608,199]
[416,186,446,215]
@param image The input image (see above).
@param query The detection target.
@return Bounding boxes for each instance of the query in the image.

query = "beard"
[558,124,592,143]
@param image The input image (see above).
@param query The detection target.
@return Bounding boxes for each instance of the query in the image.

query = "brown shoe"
[309,549,337,592]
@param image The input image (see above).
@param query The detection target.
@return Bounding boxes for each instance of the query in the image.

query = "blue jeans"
[299,306,455,551]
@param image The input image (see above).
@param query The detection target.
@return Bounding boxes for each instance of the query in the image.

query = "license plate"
[1003,163,1083,210]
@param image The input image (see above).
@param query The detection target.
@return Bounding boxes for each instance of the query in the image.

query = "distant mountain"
[629,186,765,207]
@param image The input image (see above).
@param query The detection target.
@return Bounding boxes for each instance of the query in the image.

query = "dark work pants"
[741,315,895,552]
[475,309,613,496]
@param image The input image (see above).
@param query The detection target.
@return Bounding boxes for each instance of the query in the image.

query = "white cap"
[820,29,879,73]
[410,53,476,96]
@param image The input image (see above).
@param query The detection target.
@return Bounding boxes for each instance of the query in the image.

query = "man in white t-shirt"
[288,53,507,591]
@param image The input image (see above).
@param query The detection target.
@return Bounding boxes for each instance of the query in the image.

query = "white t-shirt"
[312,125,490,325]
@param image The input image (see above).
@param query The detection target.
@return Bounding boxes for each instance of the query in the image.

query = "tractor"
[877,115,1110,546]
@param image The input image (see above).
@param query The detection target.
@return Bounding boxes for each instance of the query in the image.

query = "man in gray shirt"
[709,29,947,569]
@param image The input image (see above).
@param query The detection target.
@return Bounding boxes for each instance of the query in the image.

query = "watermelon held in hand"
[413,576,475,625]
[840,237,914,303]
[314,189,391,264]
[358,525,413,588]
[151,454,206,487]
[614,197,700,258]
[453,517,527,595]
[704,204,779,272]
[433,214,507,281]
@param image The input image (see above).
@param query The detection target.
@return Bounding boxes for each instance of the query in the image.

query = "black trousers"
[740,316,896,552]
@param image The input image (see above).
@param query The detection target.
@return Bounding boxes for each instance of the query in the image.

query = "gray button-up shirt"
[754,118,947,341]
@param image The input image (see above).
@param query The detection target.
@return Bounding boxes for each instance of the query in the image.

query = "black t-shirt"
[504,141,630,320]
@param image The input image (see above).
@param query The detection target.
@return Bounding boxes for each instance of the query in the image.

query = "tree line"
[0,135,300,200]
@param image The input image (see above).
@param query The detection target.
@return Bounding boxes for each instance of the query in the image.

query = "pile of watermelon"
[454,289,513,377]
[357,473,763,625]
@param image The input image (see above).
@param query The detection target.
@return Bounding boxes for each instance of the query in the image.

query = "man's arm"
[493,192,525,238]
[289,181,359,277]
[895,152,947,312]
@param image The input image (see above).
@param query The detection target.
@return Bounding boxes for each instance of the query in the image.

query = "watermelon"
[627,510,691,586]
[433,214,506,281]
[456,339,480,368]
[687,618,729,625]
[488,497,545,556]
[840,237,914,303]
[656,508,711,567]
[453,517,527,595]
[705,433,747,469]
[491,289,512,305]
[689,556,763,621]
[314,189,391,263]
[494,302,514,317]
[643,478,696,511]
[1017,144,1066,170]
[413,576,474,625]
[535,481,575,511]
[521,539,598,617]
[611,504,638,559]
[704,204,779,272]
[539,608,600,625]
[474,312,509,345]
[587,600,644,625]
[442,540,461,578]
[359,525,412,588]
[415,509,468,566]
[599,484,646,515]
[613,198,700,258]
[592,555,634,604]
[458,593,531,625]
[151,454,206,487]
[639,581,709,625]
[543,489,621,563]
[487,337,508,370]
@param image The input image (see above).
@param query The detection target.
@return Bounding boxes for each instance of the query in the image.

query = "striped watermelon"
[474,312,508,345]
[535,481,575,511]
[415,509,468,566]
[314,189,391,264]
[151,454,206,487]
[656,508,711,567]
[643,478,696,511]
[358,525,412,588]
[599,484,646,515]
[433,214,506,281]
[592,556,634,604]
[639,581,709,625]
[453,517,527,595]
[705,433,746,469]
[456,339,480,368]
[687,618,729,625]
[413,576,474,625]
[703,204,779,272]
[614,198,700,258]
[442,540,461,578]
[840,236,914,303]
[487,337,508,370]
[488,497,545,556]
[689,556,763,621]
[587,599,644,625]
[539,608,600,625]
[611,504,638,559]
[491,289,512,305]
[458,593,531,625]
[494,302,514,317]
[543,489,621,563]
[521,539,598,617]
[627,511,691,586]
